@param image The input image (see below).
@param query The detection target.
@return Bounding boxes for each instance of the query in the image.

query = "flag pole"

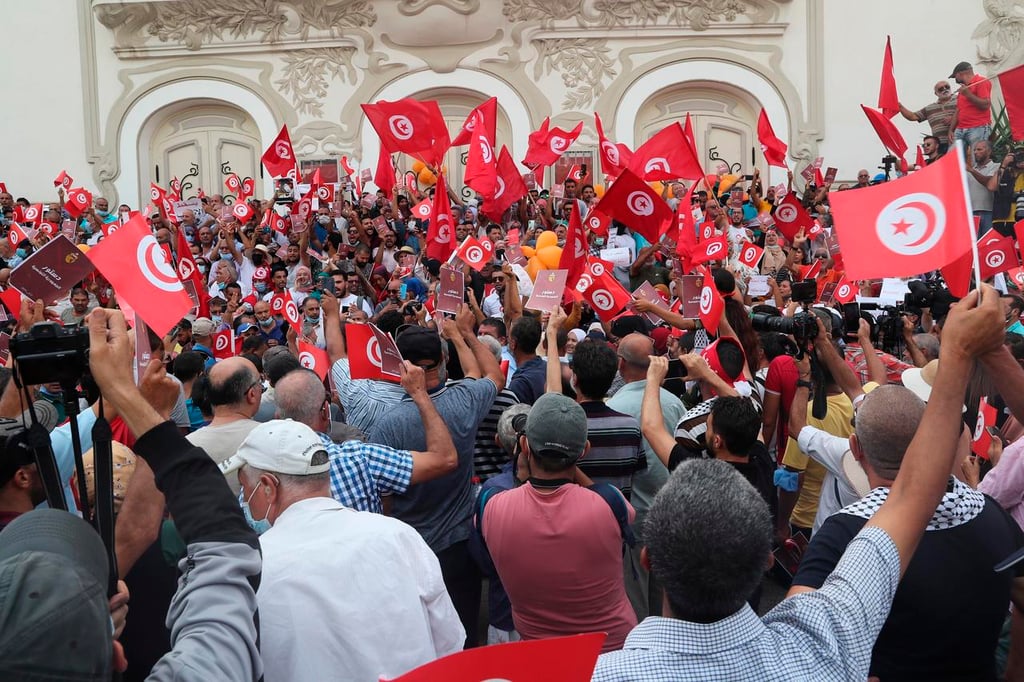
[954,139,982,289]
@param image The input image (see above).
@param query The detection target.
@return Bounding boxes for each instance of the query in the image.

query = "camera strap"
[91,400,119,597]
[25,419,68,512]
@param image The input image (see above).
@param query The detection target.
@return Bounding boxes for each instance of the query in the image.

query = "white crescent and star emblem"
[549,136,568,153]
[388,115,415,141]
[299,351,316,369]
[492,177,506,200]
[367,338,383,368]
[602,141,619,166]
[136,235,183,293]
[643,157,670,174]
[775,204,798,223]
[275,140,292,160]
[699,287,713,314]
[986,250,1005,268]
[627,191,654,217]
[874,192,946,256]
[590,289,614,310]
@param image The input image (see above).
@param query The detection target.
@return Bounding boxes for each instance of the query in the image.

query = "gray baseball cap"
[0,509,111,679]
[525,393,587,462]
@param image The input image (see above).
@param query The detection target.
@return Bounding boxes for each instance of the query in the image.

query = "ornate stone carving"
[973,0,1024,73]
[503,0,783,30]
[276,48,358,116]
[534,38,616,109]
[398,0,480,16]
[503,0,581,24]
[93,0,376,51]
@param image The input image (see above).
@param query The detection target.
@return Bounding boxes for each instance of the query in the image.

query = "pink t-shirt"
[481,483,637,651]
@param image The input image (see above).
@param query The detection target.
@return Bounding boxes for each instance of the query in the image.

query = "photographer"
[989,147,1024,236]
[0,309,262,680]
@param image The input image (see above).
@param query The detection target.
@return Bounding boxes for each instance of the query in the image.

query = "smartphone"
[842,303,861,337]
[399,283,407,299]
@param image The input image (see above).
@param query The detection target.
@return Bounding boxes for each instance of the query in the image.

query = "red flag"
[85,214,192,336]
[265,209,287,235]
[22,203,43,225]
[281,297,302,336]
[53,170,73,191]
[692,235,729,265]
[698,277,725,331]
[452,97,497,147]
[833,278,858,304]
[374,151,396,199]
[175,226,209,317]
[698,222,716,242]
[593,169,672,244]
[362,99,450,165]
[973,396,998,459]
[629,123,704,181]
[426,173,454,261]
[978,231,1019,280]
[594,112,633,179]
[169,176,183,201]
[212,329,235,360]
[772,193,816,241]
[315,183,334,204]
[757,109,788,168]
[0,287,20,323]
[225,173,243,197]
[915,145,926,169]
[6,223,30,249]
[231,201,254,224]
[737,241,764,269]
[411,198,433,222]
[558,202,588,287]
[878,36,899,118]
[261,125,299,180]
[675,199,698,273]
[340,155,356,178]
[64,188,92,219]
[998,65,1024,141]
[861,104,908,159]
[682,114,703,176]
[483,146,528,220]
[345,323,402,380]
[269,292,289,317]
[298,340,330,381]
[578,269,631,322]
[583,208,611,240]
[464,120,497,197]
[522,118,584,169]
[830,148,973,280]
[801,258,822,281]
[454,236,493,272]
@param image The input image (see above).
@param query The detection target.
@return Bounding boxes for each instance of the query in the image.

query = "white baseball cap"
[219,420,330,476]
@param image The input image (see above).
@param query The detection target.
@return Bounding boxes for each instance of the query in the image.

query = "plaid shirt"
[843,343,913,386]
[592,526,900,681]
[323,433,413,514]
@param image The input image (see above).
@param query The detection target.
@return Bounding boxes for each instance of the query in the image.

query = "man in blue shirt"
[507,316,545,405]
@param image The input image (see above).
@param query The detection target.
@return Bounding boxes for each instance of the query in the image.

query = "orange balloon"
[535,230,558,250]
[593,184,605,198]
[411,160,426,174]
[418,168,436,186]
[526,256,543,280]
[537,245,562,269]
[520,245,536,258]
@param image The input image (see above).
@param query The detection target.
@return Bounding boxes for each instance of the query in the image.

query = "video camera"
[751,310,819,345]
[9,322,90,386]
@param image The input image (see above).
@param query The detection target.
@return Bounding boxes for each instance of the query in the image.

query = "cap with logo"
[524,393,588,462]
[219,419,330,476]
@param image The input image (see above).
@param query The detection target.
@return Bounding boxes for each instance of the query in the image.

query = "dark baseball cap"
[0,509,112,679]
[949,61,972,78]
[525,393,588,462]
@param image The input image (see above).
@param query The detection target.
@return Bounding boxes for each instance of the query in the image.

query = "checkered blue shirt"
[591,526,900,681]
[322,433,414,514]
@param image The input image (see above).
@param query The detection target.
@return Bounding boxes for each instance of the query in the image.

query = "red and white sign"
[53,170,74,191]
[692,235,729,265]
[298,340,330,381]
[212,328,235,360]
[973,396,998,460]
[737,242,764,269]
[345,323,403,380]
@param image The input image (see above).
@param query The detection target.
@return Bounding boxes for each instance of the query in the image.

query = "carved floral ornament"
[972,0,1024,73]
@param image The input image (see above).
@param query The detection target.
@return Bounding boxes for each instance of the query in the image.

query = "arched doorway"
[635,83,762,177]
[143,101,261,203]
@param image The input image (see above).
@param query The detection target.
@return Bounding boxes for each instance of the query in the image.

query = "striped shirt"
[330,358,407,434]
[578,402,646,499]
[473,389,521,481]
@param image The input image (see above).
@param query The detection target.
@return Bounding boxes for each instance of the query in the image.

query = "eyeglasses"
[493,277,505,283]
[248,380,265,394]
[814,254,829,259]
[936,86,951,92]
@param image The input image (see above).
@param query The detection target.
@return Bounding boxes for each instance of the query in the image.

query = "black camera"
[751,310,819,343]
[10,322,90,386]
[790,280,818,305]
[904,279,940,310]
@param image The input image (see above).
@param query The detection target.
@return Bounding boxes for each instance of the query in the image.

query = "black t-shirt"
[793,489,1024,681]
[668,441,776,517]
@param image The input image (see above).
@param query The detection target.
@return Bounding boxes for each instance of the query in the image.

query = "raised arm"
[640,356,678,469]
[866,287,1003,575]
[632,298,699,331]
[441,316,479,379]
[320,290,346,363]
[456,302,505,390]
[402,362,459,484]
[545,305,567,393]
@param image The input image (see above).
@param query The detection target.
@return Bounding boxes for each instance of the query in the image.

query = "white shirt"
[797,425,864,533]
[258,497,464,682]
[481,290,504,318]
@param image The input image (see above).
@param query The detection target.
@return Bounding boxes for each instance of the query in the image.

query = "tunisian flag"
[374,151,396,199]
[482,146,527,221]
[261,125,299,180]
[298,340,330,381]
[628,123,703,182]
[558,202,588,288]
[593,169,673,244]
[594,112,633,179]
[464,120,497,197]
[878,36,899,118]
[175,227,210,317]
[362,99,450,166]
[452,97,497,147]
[829,147,974,280]
[998,65,1024,141]
[522,118,584,169]
[86,214,192,337]
[861,105,908,159]
[757,109,788,168]
[426,173,454,261]
[772,192,816,241]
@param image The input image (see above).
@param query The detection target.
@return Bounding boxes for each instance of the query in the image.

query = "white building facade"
[3,0,1021,207]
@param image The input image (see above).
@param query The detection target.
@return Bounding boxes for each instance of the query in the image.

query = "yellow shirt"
[782,392,855,529]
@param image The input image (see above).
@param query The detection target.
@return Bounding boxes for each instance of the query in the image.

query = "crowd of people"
[1,56,1024,681]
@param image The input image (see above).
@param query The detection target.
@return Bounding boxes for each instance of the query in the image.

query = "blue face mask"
[220,253,233,261]
[211,315,222,326]
[254,282,268,294]
[96,210,109,218]
[198,264,208,275]
[305,315,321,324]
[240,486,273,535]
[15,249,26,259]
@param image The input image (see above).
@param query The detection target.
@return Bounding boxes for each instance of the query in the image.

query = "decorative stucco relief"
[534,38,616,109]
[276,48,358,116]
[503,0,786,29]
[973,0,1024,73]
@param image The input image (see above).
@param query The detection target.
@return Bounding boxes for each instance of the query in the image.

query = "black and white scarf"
[841,477,985,531]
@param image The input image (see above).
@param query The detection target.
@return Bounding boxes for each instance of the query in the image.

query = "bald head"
[207,357,260,412]
[853,385,926,480]
[618,333,653,381]
[274,369,329,431]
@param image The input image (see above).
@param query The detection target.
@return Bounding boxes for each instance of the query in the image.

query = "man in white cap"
[222,419,464,682]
